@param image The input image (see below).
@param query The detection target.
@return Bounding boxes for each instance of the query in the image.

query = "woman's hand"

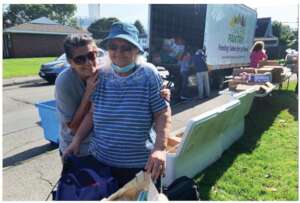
[145,149,166,181]
[160,85,171,102]
[85,70,99,98]
[62,140,81,159]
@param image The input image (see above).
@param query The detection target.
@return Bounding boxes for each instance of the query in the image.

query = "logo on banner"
[228,14,246,44]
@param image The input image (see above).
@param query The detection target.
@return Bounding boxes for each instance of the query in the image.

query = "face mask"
[111,63,136,73]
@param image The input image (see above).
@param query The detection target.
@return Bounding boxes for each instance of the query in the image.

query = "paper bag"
[102,171,168,201]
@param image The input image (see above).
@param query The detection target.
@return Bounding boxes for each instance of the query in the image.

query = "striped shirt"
[90,63,168,168]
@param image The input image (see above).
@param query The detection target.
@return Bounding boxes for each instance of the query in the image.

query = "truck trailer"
[148,4,257,95]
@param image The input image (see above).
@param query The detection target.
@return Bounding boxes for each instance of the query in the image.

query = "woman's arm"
[63,105,94,157]
[67,72,98,133]
[145,106,172,180]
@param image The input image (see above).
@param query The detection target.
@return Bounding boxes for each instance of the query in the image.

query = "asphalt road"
[3,80,61,200]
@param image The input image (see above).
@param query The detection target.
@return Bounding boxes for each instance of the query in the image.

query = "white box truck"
[148,4,257,94]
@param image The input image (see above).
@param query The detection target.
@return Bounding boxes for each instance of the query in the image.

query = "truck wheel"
[217,75,225,89]
[212,74,225,90]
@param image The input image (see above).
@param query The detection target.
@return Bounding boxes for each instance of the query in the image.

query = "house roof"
[4,17,89,35]
[30,17,59,25]
[255,17,271,38]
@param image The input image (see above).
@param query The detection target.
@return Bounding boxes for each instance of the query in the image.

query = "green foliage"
[291,30,298,50]
[67,17,80,29]
[3,57,56,78]
[134,20,146,35]
[272,21,297,47]
[196,84,298,200]
[272,21,298,57]
[3,4,77,28]
[87,17,120,39]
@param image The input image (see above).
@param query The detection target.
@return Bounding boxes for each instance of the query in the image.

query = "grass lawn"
[195,81,298,200]
[3,57,56,79]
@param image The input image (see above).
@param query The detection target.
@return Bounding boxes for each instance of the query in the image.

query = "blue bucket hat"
[101,22,144,53]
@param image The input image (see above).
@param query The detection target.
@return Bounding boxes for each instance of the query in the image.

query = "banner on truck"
[204,4,257,67]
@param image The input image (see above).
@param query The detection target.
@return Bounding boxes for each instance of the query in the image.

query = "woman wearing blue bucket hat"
[64,22,172,186]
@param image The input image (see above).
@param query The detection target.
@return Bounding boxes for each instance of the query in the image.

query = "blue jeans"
[196,71,210,98]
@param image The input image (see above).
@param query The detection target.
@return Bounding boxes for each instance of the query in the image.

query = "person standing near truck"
[250,41,268,68]
[179,47,192,100]
[192,47,210,99]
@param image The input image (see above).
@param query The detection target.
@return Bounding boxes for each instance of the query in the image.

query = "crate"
[35,100,59,144]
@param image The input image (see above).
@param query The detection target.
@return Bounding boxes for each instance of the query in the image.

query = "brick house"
[3,17,89,58]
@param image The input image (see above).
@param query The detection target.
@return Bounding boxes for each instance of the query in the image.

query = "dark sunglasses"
[72,51,97,65]
[108,43,133,52]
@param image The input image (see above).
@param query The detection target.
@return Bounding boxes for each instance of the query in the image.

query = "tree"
[134,20,146,35]
[291,30,298,51]
[88,17,119,39]
[3,4,77,28]
[272,21,298,57]
[47,4,77,26]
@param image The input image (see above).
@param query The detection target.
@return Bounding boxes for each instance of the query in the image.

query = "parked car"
[285,49,298,74]
[39,48,105,84]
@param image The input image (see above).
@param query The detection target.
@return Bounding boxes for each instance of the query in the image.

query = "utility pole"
[297,3,299,53]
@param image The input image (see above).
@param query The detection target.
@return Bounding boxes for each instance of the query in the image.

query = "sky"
[75,3,299,31]
[76,4,149,29]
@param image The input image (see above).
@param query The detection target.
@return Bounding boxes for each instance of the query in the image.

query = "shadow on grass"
[195,89,298,200]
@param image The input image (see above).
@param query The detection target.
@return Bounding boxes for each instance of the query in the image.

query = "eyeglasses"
[108,43,133,52]
[72,51,97,65]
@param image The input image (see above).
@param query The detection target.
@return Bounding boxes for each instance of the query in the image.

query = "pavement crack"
[3,125,38,136]
[37,170,55,187]
[9,97,35,106]
[37,169,60,201]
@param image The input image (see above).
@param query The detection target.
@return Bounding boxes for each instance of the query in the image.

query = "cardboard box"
[258,66,283,83]
[251,73,272,83]
[264,60,280,66]
[228,79,250,91]
[233,67,256,76]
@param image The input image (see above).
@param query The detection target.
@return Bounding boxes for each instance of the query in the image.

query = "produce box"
[228,79,251,91]
[264,60,280,66]
[258,66,283,83]
[233,67,256,76]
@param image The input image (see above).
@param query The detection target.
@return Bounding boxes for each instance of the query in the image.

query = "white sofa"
[163,87,256,186]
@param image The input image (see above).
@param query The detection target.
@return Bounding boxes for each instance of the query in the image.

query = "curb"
[3,78,46,87]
